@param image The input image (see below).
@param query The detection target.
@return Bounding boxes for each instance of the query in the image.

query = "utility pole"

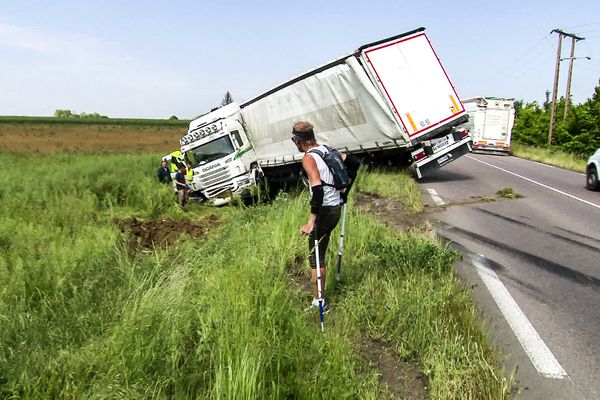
[563,34,586,120]
[564,57,590,120]
[549,29,584,144]
[548,30,563,145]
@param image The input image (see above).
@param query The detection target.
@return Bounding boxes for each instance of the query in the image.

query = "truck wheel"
[586,166,599,191]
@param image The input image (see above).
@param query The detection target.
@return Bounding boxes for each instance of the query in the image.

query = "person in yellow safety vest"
[185,161,194,185]
[168,150,185,173]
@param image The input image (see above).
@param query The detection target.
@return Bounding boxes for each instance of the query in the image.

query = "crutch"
[335,202,348,283]
[313,227,325,332]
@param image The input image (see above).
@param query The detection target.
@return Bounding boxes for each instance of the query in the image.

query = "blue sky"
[1,1,599,119]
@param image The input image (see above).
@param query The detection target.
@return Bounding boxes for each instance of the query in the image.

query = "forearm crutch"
[314,227,325,332]
[335,203,348,283]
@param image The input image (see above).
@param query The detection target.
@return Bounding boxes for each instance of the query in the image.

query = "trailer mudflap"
[414,138,472,179]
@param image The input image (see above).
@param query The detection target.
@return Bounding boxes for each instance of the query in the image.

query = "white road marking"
[467,155,600,210]
[472,255,568,379]
[426,188,445,205]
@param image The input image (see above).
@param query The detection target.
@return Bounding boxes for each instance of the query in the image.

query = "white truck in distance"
[462,96,515,154]
[180,27,472,205]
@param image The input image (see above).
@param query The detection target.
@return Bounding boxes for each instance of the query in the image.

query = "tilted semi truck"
[462,96,515,154]
[180,27,472,205]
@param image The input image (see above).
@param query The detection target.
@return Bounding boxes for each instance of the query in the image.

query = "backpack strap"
[306,148,335,188]
[307,148,325,159]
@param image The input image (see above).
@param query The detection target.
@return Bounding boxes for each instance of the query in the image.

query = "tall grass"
[0,153,510,399]
[511,141,587,172]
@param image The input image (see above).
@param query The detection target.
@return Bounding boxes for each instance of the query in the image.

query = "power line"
[575,28,600,34]
[582,41,595,62]
[564,22,600,30]
[479,35,555,91]
[478,34,552,88]
[485,52,556,92]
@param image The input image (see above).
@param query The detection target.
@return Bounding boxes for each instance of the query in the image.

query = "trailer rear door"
[360,31,465,143]
[482,108,512,141]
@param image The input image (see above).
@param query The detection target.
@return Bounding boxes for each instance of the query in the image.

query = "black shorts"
[308,205,342,268]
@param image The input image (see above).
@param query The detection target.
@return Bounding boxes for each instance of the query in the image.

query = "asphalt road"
[419,153,600,400]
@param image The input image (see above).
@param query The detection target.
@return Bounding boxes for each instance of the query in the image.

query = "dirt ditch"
[117,214,221,252]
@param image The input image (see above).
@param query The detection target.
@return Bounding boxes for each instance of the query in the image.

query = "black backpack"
[308,145,350,190]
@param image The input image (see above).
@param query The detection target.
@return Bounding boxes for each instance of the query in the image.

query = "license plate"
[431,136,450,153]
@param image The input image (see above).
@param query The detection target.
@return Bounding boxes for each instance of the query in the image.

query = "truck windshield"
[186,135,235,167]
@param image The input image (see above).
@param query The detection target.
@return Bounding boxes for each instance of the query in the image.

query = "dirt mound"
[358,338,428,399]
[354,192,427,233]
[118,214,221,252]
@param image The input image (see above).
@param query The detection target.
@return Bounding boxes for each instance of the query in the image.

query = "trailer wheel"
[586,165,599,191]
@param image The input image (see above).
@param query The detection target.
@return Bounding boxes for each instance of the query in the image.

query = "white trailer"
[180,27,472,204]
[463,96,514,154]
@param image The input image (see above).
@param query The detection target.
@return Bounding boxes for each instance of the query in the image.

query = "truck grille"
[197,166,232,190]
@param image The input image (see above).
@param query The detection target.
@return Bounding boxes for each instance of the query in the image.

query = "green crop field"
[0,115,190,126]
[0,152,513,399]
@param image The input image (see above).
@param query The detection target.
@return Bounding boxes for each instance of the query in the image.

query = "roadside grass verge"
[355,167,424,213]
[511,142,587,173]
[0,153,510,399]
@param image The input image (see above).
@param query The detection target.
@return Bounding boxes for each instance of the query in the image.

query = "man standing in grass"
[175,165,190,207]
[292,121,342,312]
[157,160,172,184]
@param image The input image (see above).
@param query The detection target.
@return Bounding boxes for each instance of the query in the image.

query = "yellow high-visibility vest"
[168,150,185,173]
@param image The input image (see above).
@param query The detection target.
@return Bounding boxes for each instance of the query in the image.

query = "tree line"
[53,109,108,119]
[512,85,600,157]
[51,91,235,123]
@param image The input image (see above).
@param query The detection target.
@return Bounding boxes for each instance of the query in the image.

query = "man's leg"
[308,206,341,305]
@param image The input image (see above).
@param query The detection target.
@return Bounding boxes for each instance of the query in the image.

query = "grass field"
[0,115,190,126]
[0,121,186,154]
[0,148,512,399]
[0,120,513,398]
[0,123,187,155]
[510,142,588,173]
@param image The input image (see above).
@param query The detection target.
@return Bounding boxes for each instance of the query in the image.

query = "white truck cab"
[180,103,258,205]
